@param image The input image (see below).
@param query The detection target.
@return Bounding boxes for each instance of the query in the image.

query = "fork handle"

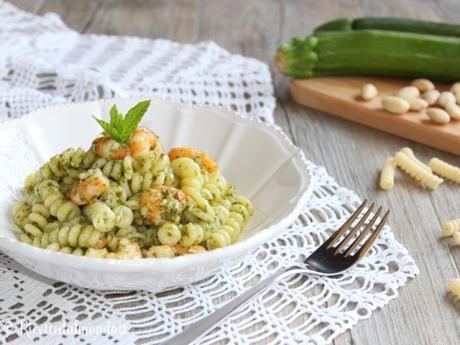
[161,268,295,345]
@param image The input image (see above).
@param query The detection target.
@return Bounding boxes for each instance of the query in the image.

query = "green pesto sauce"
[160,194,185,221]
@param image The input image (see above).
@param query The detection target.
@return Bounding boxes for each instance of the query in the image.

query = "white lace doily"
[0,2,418,344]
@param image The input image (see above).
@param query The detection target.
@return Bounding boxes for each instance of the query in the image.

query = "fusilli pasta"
[379,157,395,190]
[92,155,134,182]
[45,223,106,249]
[429,158,460,184]
[202,173,228,201]
[400,147,431,173]
[158,222,182,246]
[37,180,81,222]
[442,218,460,237]
[394,152,443,190]
[453,231,460,246]
[13,202,30,228]
[207,196,253,249]
[171,157,207,208]
[84,201,116,232]
[448,279,460,298]
[25,149,96,191]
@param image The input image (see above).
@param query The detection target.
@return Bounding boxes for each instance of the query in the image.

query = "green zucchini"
[275,30,460,81]
[314,18,353,32]
[315,17,460,38]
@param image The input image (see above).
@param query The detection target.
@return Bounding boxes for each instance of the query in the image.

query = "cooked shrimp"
[92,136,129,160]
[105,238,142,259]
[168,147,218,173]
[143,245,175,258]
[70,170,109,205]
[128,128,161,159]
[139,186,188,225]
[173,244,207,256]
[95,237,108,250]
[171,244,188,256]
[144,244,206,257]
[187,245,207,254]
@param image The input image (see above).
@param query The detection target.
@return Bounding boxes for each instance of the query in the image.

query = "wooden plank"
[6,0,44,13]
[291,77,460,156]
[81,0,203,43]
[35,0,101,32]
[4,0,103,32]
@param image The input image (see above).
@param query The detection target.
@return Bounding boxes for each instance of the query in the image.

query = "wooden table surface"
[9,0,460,344]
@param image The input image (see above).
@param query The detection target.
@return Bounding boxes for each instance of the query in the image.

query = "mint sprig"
[93,100,151,143]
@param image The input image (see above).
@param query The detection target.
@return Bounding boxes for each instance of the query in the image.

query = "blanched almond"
[446,102,460,120]
[422,89,440,105]
[361,83,378,100]
[381,96,410,114]
[407,98,428,111]
[450,82,460,94]
[411,79,434,92]
[438,91,456,108]
[397,86,420,100]
[455,92,460,105]
[426,108,450,124]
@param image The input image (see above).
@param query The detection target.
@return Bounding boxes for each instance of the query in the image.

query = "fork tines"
[326,200,390,258]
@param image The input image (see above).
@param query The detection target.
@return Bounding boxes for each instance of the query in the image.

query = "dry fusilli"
[395,152,443,190]
[429,158,460,184]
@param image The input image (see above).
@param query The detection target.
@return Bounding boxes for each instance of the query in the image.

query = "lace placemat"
[0,1,418,344]
[0,1,274,123]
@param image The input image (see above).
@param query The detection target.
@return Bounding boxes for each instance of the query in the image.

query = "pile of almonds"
[361,79,460,124]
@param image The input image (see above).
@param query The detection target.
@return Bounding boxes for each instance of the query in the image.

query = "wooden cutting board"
[290,77,460,156]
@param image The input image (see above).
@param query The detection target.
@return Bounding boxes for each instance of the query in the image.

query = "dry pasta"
[394,152,443,190]
[379,157,396,190]
[429,158,460,184]
[399,147,431,173]
[12,101,253,258]
[448,279,460,298]
[453,231,460,246]
[441,219,460,237]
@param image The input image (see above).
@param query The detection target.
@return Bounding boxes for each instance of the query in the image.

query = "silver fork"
[162,200,389,345]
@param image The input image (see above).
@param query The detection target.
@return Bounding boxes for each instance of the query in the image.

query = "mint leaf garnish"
[93,100,151,143]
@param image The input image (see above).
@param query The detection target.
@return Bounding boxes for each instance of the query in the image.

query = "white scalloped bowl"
[0,97,313,292]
